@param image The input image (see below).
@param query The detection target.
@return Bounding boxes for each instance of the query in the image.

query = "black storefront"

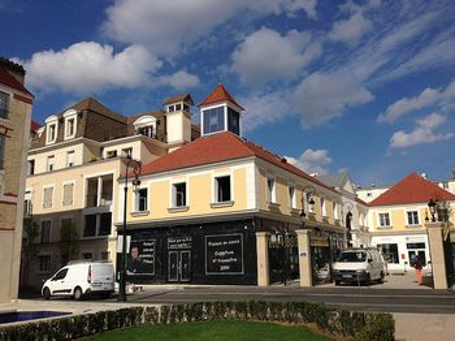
[118,218,258,285]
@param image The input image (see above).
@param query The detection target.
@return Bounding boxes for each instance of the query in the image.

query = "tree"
[59,219,80,266]
[21,221,41,286]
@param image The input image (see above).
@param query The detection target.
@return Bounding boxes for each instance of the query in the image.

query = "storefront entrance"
[168,250,191,282]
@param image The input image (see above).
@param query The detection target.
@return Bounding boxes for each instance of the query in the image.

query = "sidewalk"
[395,313,455,341]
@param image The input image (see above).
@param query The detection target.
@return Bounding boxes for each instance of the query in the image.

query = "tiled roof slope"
[198,84,244,110]
[369,172,455,206]
[30,120,41,132]
[0,65,34,97]
[165,93,194,105]
[139,131,336,193]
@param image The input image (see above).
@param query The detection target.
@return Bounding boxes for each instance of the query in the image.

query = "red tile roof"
[138,131,336,193]
[198,84,244,110]
[30,120,41,132]
[0,66,34,97]
[369,172,455,206]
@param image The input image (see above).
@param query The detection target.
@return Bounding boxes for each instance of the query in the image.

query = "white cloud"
[289,71,374,128]
[231,28,321,85]
[378,80,455,123]
[389,113,455,149]
[329,12,373,44]
[240,91,290,132]
[102,0,318,55]
[157,71,200,90]
[286,148,332,175]
[21,42,162,94]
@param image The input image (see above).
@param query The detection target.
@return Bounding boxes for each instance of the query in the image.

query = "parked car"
[332,248,386,285]
[41,261,115,300]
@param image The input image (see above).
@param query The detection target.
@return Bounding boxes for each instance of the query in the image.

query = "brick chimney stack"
[0,57,26,85]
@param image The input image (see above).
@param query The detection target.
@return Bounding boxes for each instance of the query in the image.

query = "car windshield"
[338,251,367,262]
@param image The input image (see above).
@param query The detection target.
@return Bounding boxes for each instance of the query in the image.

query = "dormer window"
[45,115,58,145]
[202,106,225,135]
[63,109,78,140]
[134,116,157,139]
[139,125,154,138]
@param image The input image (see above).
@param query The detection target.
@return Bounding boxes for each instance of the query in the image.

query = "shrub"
[0,301,394,340]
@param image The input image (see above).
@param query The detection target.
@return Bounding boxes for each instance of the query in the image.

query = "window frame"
[378,212,391,228]
[288,185,296,209]
[406,210,420,226]
[47,155,55,172]
[0,134,5,170]
[42,185,54,209]
[62,181,75,207]
[40,220,52,244]
[215,175,232,203]
[37,254,52,273]
[135,187,149,212]
[66,150,75,168]
[172,182,187,208]
[266,176,277,204]
[0,90,9,119]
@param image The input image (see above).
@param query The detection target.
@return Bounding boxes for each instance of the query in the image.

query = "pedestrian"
[414,255,423,285]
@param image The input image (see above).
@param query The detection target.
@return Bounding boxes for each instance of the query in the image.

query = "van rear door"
[91,264,114,291]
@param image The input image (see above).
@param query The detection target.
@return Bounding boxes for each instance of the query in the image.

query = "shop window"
[407,211,419,225]
[216,176,231,202]
[378,213,391,228]
[40,220,51,244]
[38,255,51,273]
[378,244,399,264]
[99,213,112,236]
[173,183,187,207]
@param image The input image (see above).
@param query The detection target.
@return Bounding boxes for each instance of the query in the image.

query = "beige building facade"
[0,58,34,302]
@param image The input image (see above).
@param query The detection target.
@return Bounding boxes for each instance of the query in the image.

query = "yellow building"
[368,172,455,271]
[119,84,347,285]
[24,95,198,287]
[0,58,34,302]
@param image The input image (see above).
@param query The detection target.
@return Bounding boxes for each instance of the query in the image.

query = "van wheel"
[74,287,83,301]
[43,288,51,300]
[335,280,341,286]
[364,274,371,286]
[378,271,385,284]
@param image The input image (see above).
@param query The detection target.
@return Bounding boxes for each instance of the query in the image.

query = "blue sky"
[1,0,454,185]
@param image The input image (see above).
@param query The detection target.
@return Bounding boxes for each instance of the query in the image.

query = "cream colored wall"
[166,111,191,144]
[124,161,252,223]
[357,187,389,203]
[255,160,342,226]
[28,143,85,174]
[368,202,455,232]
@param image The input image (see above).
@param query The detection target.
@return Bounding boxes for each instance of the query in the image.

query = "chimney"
[0,57,26,85]
[421,172,427,179]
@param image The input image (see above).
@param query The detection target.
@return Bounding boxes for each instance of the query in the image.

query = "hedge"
[0,301,394,341]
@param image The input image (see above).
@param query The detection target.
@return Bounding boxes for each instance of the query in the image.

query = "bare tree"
[59,220,80,266]
[21,221,41,286]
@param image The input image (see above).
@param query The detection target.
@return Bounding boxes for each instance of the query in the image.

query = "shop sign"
[206,234,244,275]
[168,236,192,250]
[127,239,156,275]
[310,236,330,247]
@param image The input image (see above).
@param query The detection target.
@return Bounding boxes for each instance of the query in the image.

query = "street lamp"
[118,155,142,302]
[428,198,437,223]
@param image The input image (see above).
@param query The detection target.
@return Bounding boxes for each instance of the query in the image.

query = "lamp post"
[428,198,437,223]
[118,155,142,302]
[300,185,316,219]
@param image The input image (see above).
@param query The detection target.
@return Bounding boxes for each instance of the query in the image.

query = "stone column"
[256,232,270,287]
[427,223,448,290]
[296,229,312,287]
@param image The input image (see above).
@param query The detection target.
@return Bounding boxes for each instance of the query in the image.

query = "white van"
[41,261,115,300]
[332,248,387,286]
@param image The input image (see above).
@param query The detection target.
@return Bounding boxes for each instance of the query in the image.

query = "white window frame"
[333,202,339,220]
[135,187,149,212]
[266,176,276,204]
[66,150,75,168]
[321,197,327,217]
[288,184,296,209]
[406,210,420,226]
[47,155,55,172]
[172,181,188,208]
[214,174,233,203]
[378,212,391,228]
[42,185,55,209]
[62,180,75,207]
[63,109,78,140]
[45,115,58,145]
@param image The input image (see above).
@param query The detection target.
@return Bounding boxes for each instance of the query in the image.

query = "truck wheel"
[43,288,51,300]
[74,287,83,301]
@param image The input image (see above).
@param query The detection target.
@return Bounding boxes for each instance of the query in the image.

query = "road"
[103,285,455,314]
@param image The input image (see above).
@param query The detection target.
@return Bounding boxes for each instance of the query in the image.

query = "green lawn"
[83,320,332,340]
